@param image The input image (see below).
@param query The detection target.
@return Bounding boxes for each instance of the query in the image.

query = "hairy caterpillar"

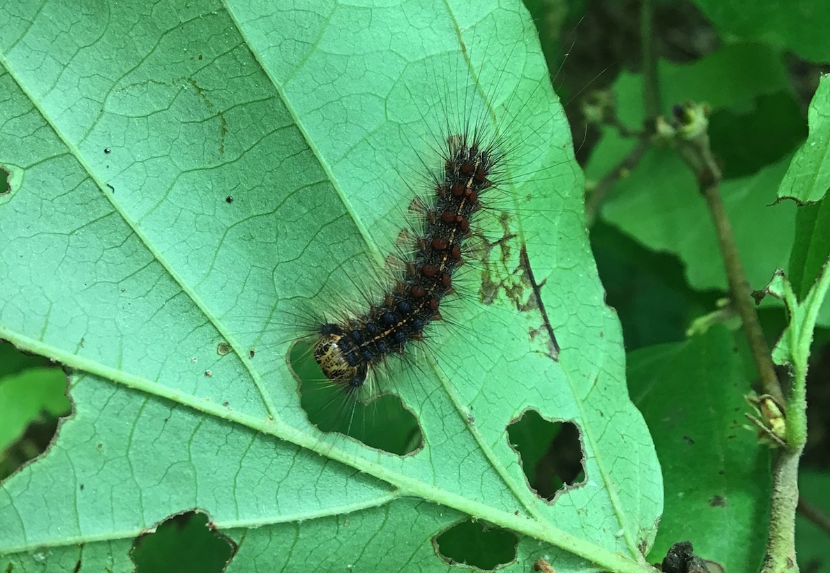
[224,4,572,455]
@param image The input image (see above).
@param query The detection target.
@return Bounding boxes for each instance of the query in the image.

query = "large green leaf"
[690,0,830,64]
[587,43,797,284]
[602,150,795,292]
[627,327,771,573]
[0,0,660,571]
[778,74,830,204]
[789,195,830,300]
[586,43,830,326]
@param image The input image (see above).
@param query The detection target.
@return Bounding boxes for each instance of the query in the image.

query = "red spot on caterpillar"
[304,124,502,402]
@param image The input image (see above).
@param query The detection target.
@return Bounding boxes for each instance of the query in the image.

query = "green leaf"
[0,339,55,378]
[0,1,660,571]
[761,260,829,451]
[789,195,830,300]
[585,42,818,323]
[590,221,720,350]
[769,263,830,370]
[690,0,830,64]
[658,42,791,114]
[132,512,234,573]
[778,74,830,204]
[0,366,69,451]
[707,92,807,180]
[601,150,796,292]
[627,327,771,573]
[587,42,791,184]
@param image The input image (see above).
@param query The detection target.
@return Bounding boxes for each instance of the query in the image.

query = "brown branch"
[798,496,830,538]
[640,0,662,121]
[583,0,659,226]
[662,103,784,405]
[699,177,784,406]
[666,103,795,573]
[608,117,645,139]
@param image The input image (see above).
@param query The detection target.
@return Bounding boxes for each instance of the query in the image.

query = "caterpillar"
[224,6,571,455]
[285,68,559,453]
[312,132,498,390]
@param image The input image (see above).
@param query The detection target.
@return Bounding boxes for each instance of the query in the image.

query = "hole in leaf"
[0,166,10,196]
[132,510,236,573]
[434,518,517,570]
[0,340,72,481]
[507,410,586,500]
[289,342,422,455]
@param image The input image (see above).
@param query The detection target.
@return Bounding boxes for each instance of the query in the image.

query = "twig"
[661,102,785,405]
[640,0,661,121]
[665,103,796,573]
[703,164,798,573]
[763,254,830,572]
[585,136,650,226]
[583,0,658,225]
[764,449,801,573]
[638,1,803,570]
[701,181,785,405]
[609,116,645,139]
[798,497,830,538]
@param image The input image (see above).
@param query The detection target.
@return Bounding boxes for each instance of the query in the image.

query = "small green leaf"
[778,74,830,204]
[627,327,771,573]
[769,263,830,370]
[761,262,828,450]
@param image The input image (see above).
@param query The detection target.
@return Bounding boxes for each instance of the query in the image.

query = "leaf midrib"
[0,324,648,573]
